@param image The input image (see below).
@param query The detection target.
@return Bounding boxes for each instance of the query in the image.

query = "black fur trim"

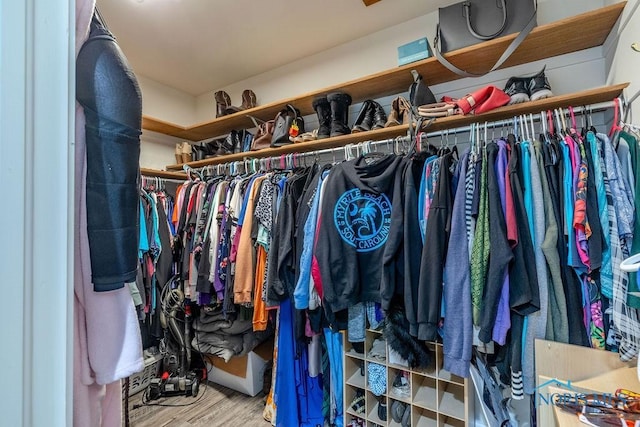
[383,306,432,369]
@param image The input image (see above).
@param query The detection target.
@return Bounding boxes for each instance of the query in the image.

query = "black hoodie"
[316,154,406,319]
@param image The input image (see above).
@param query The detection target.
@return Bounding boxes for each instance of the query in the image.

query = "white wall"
[136,76,197,168]
[140,130,183,169]
[604,0,640,118]
[137,74,197,126]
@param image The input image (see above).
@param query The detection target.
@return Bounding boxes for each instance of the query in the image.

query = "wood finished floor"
[126,381,271,427]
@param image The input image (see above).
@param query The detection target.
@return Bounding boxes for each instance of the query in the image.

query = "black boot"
[216,130,239,155]
[371,100,387,130]
[193,143,207,161]
[313,96,331,139]
[205,140,220,158]
[327,92,352,138]
[352,100,374,133]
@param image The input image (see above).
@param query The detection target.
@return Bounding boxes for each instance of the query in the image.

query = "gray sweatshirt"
[443,151,473,377]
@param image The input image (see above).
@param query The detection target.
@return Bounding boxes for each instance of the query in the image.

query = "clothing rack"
[140,168,187,191]
[184,100,618,176]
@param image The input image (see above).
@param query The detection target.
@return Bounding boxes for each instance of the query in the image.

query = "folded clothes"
[198,306,235,324]
[193,318,253,335]
[368,338,387,361]
[194,331,244,354]
[191,338,236,362]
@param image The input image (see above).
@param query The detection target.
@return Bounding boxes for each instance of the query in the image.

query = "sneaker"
[378,397,387,421]
[350,390,366,415]
[391,400,408,423]
[391,371,410,398]
[528,67,554,101]
[503,77,530,105]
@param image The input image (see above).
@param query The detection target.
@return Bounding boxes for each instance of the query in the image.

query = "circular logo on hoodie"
[334,188,392,252]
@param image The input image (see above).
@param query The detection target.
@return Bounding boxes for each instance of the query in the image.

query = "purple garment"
[214,186,232,302]
[492,140,511,345]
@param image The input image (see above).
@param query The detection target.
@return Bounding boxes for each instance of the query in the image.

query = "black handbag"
[270,104,305,147]
[431,0,537,77]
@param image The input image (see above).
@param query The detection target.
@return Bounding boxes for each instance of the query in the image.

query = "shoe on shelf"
[371,100,387,130]
[312,96,332,139]
[226,89,258,114]
[204,140,221,158]
[241,89,257,110]
[504,66,554,104]
[504,77,530,105]
[378,397,388,421]
[385,97,402,127]
[528,66,553,101]
[214,90,232,118]
[216,130,240,155]
[327,92,352,138]
[192,143,208,161]
[391,371,410,398]
[398,96,413,125]
[181,142,192,164]
[175,143,183,164]
[391,400,408,423]
[401,403,411,427]
[350,389,366,415]
[352,100,374,133]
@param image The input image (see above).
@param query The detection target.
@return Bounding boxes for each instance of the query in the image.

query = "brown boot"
[214,91,232,118]
[181,142,193,164]
[175,143,183,164]
[385,97,401,127]
[398,96,412,125]
[241,89,257,110]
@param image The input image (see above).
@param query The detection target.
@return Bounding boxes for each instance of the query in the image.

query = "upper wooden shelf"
[145,2,625,143]
[165,83,628,170]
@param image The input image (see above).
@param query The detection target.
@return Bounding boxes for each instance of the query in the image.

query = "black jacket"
[416,151,455,341]
[317,154,405,318]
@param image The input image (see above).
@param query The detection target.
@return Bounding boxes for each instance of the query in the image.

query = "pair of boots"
[312,92,352,139]
[352,99,387,133]
[214,89,257,118]
[193,131,242,160]
[175,142,192,164]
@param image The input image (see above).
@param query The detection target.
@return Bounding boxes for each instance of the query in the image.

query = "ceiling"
[97,0,450,96]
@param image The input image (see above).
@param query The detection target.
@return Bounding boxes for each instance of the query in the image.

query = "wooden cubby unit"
[343,331,472,426]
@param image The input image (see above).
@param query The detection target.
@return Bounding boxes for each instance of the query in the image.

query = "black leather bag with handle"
[430,0,537,77]
[271,104,305,147]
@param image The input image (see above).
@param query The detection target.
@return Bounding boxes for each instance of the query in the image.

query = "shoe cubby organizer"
[343,329,472,427]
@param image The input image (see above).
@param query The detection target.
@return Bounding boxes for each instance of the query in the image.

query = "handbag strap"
[429,7,537,78]
[465,0,508,40]
[285,103,300,117]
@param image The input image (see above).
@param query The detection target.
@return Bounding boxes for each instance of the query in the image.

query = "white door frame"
[0,0,74,426]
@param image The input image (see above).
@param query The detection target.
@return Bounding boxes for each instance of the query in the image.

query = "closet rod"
[187,100,617,175]
[421,100,616,140]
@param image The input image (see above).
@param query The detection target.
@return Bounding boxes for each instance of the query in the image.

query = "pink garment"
[74,1,143,424]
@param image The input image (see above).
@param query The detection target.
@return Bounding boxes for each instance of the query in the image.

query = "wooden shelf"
[166,83,628,170]
[145,2,625,143]
[140,167,187,179]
